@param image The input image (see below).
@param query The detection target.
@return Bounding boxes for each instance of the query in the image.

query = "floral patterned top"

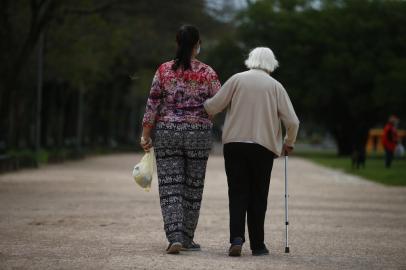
[142,59,221,128]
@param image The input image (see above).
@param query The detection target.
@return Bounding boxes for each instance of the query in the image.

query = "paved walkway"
[0,154,405,270]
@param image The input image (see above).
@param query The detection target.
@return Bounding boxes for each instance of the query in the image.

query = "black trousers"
[385,148,394,168]
[224,142,275,250]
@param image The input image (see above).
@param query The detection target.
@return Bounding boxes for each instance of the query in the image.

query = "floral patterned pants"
[153,122,212,245]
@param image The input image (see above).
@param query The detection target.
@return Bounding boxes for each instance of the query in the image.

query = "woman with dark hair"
[140,25,221,254]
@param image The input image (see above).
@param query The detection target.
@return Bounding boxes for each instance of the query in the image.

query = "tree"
[0,0,227,155]
[228,0,406,155]
[0,0,117,151]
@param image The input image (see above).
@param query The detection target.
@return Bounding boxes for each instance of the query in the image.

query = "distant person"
[351,146,366,169]
[204,47,300,257]
[351,131,366,169]
[382,115,399,168]
[140,25,221,254]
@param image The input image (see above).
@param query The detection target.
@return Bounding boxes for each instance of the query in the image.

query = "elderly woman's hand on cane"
[282,144,294,156]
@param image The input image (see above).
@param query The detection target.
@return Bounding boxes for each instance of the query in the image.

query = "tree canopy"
[0,0,226,153]
[208,0,406,154]
[1,0,405,157]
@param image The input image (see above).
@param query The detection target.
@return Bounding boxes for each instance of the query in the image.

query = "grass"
[295,151,406,186]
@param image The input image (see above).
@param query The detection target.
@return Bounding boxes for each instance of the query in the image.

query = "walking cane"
[284,154,290,253]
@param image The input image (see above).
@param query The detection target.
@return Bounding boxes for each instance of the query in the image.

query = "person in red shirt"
[382,115,399,168]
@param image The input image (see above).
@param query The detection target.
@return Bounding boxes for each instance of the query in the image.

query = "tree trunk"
[336,136,353,156]
[333,125,371,156]
[56,89,66,148]
[332,126,353,156]
[35,32,44,153]
[76,84,84,153]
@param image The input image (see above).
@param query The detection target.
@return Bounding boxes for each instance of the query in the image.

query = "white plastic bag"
[395,143,405,158]
[132,149,156,191]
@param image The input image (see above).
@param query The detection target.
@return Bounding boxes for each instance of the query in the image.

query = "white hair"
[244,47,279,73]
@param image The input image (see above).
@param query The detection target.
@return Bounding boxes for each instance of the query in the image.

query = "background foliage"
[208,0,406,155]
[1,0,405,161]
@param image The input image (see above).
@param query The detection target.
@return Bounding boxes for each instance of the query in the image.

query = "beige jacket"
[204,69,299,156]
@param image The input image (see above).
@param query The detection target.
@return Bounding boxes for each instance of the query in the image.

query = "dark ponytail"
[172,25,200,71]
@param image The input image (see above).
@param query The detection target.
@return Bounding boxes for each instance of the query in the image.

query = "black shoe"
[166,242,182,254]
[252,246,269,256]
[229,237,243,257]
[181,241,201,251]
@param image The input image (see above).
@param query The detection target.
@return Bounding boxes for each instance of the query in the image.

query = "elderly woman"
[140,25,221,254]
[204,47,299,257]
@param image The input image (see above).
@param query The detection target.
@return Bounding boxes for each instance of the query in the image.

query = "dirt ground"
[1,153,406,270]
